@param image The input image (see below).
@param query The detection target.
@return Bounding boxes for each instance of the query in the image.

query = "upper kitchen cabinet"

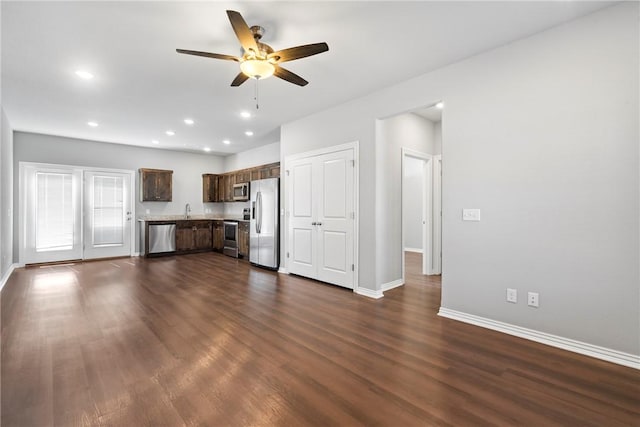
[202,174,222,203]
[203,162,280,203]
[222,174,237,202]
[140,168,173,201]
[250,162,280,181]
[261,163,280,179]
[235,169,251,184]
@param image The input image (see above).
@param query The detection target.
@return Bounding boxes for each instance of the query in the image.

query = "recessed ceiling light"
[245,131,254,136]
[165,130,175,136]
[436,102,444,109]
[240,111,251,119]
[152,140,160,145]
[184,118,194,125]
[203,147,211,152]
[75,70,94,80]
[223,140,231,145]
[87,121,98,127]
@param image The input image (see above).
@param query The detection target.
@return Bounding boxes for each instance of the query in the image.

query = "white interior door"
[21,164,83,264]
[83,171,132,259]
[288,158,317,279]
[287,147,355,289]
[316,149,354,287]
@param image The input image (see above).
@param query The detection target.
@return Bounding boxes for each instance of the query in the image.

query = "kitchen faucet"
[185,203,191,219]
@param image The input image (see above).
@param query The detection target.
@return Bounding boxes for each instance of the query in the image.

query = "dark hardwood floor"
[2,252,639,426]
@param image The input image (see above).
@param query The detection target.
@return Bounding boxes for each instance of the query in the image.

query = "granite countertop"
[138,215,248,222]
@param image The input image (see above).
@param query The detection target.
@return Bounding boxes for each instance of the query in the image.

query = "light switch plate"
[462,208,481,221]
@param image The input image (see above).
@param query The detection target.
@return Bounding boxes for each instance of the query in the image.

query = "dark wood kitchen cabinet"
[203,162,280,203]
[238,221,250,258]
[212,220,224,252]
[221,174,235,202]
[176,220,212,253]
[260,162,280,179]
[235,169,251,184]
[250,162,280,181]
[202,174,222,202]
[140,168,173,201]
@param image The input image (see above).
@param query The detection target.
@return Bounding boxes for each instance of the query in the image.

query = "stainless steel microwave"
[232,182,249,201]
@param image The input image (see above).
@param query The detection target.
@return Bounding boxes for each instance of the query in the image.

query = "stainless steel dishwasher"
[148,223,176,254]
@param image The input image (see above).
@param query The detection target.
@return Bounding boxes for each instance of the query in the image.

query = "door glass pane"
[36,172,74,251]
[92,175,124,246]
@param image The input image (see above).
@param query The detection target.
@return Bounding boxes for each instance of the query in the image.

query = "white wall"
[403,156,424,251]
[1,108,14,278]
[224,142,280,172]
[434,121,442,155]
[281,3,639,356]
[13,132,225,255]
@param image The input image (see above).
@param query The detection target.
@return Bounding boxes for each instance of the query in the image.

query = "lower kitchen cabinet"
[238,221,249,258]
[176,221,212,253]
[212,220,224,252]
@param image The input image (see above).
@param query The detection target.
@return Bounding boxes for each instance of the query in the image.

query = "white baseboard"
[0,263,19,293]
[381,278,404,292]
[438,307,640,370]
[354,287,384,299]
[404,248,423,253]
[278,267,288,274]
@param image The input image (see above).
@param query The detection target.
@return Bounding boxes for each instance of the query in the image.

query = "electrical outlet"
[528,292,539,308]
[506,288,517,303]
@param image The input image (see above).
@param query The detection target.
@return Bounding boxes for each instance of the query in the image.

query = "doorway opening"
[402,149,432,276]
[399,103,442,282]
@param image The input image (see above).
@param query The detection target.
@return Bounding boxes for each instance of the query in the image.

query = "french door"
[22,165,83,263]
[287,147,355,289]
[21,163,133,264]
[83,171,132,259]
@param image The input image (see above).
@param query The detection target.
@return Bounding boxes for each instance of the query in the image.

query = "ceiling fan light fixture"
[240,59,275,79]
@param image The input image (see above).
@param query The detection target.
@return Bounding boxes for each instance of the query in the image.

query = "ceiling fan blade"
[226,10,258,53]
[231,72,250,87]
[274,66,308,86]
[176,49,239,62]
[269,42,329,63]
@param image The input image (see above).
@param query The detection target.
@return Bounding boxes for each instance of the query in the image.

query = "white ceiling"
[1,1,614,156]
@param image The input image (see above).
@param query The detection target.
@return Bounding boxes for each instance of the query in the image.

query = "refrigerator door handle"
[257,191,262,234]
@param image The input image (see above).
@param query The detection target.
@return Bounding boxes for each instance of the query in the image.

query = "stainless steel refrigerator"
[250,177,279,269]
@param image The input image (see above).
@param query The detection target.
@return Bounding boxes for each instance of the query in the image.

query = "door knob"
[316,222,322,226]
[311,222,317,226]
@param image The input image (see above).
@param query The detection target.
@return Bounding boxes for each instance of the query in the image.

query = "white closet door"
[83,171,132,259]
[287,147,355,289]
[288,158,317,279]
[22,165,83,264]
[316,149,354,288]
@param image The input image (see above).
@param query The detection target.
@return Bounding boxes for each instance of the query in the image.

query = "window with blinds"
[91,175,124,246]
[35,172,74,251]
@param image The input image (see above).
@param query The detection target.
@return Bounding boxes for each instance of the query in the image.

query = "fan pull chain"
[254,78,260,110]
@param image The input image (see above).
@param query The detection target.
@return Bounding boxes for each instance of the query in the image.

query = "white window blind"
[92,175,124,246]
[35,172,74,251]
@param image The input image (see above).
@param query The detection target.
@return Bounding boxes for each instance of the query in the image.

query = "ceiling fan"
[177,10,329,87]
